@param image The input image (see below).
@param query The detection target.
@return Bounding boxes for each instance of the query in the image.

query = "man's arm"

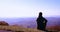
[43,18,47,23]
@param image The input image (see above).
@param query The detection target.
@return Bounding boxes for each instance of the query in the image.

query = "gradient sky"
[0,0,60,18]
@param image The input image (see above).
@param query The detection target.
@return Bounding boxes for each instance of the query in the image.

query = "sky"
[0,0,60,18]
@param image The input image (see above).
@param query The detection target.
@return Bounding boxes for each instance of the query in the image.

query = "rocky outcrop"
[0,21,9,26]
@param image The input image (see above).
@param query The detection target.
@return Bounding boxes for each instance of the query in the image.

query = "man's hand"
[43,21,45,23]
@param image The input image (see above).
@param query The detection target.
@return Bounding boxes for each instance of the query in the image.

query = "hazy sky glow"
[0,0,60,18]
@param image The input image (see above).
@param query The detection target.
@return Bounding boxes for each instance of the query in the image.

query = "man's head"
[39,12,42,16]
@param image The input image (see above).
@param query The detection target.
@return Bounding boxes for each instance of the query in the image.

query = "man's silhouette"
[36,12,47,31]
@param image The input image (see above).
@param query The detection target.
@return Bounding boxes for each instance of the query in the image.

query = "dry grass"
[0,25,44,32]
[46,26,60,31]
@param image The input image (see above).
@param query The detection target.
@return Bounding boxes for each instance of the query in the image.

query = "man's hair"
[39,12,42,16]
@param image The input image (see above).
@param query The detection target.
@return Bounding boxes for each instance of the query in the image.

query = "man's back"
[36,12,47,31]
